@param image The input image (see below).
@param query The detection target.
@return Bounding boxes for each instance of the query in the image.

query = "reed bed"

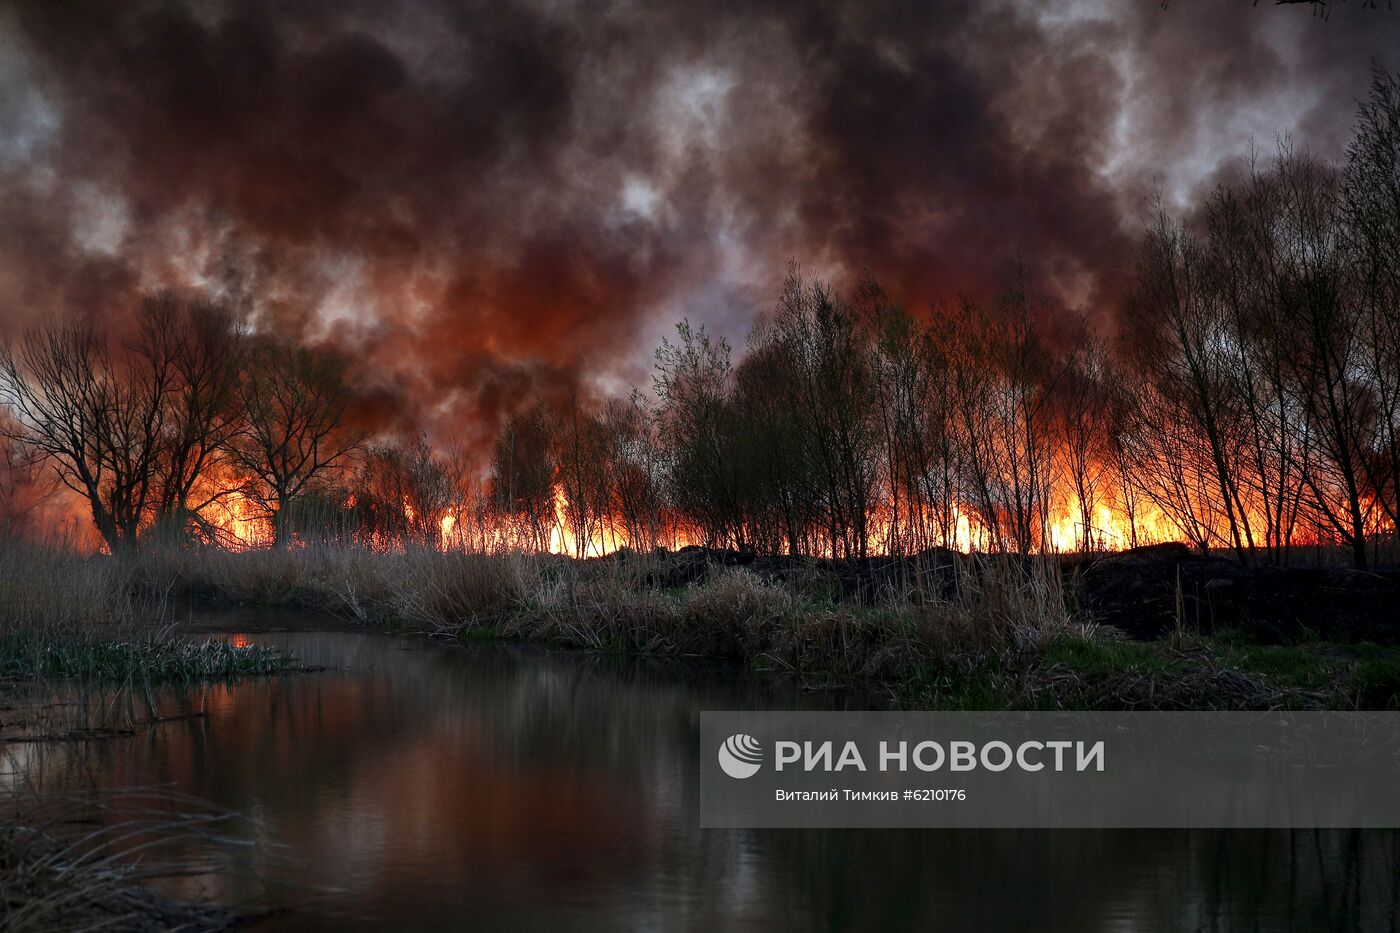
[0,786,265,933]
[0,538,300,685]
[5,536,1398,711]
[0,538,302,930]
[141,543,1399,709]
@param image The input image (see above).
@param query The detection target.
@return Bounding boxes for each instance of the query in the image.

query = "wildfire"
[184,466,1312,559]
[202,488,271,549]
[547,485,617,558]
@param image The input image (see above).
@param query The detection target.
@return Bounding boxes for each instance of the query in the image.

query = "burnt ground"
[605,543,1400,644]
[1068,543,1400,643]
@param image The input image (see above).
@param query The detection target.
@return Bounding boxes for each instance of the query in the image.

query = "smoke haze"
[1,0,1396,452]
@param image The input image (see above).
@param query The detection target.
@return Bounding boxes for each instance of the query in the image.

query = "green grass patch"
[459,625,504,644]
[1217,643,1338,690]
[1352,659,1400,710]
[1040,635,1185,678]
[0,635,298,683]
[898,655,1026,710]
[1328,640,1400,662]
[1211,639,1400,707]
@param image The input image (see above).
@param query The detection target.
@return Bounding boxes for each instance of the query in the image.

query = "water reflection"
[8,630,1398,931]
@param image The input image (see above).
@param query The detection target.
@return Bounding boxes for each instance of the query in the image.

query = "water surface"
[8,628,1398,931]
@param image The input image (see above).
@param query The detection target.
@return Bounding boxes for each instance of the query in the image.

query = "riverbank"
[0,543,305,931]
[6,539,1396,712]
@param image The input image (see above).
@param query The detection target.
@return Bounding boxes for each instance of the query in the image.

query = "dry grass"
[125,544,1098,702]
[0,540,299,688]
[0,540,167,637]
[6,537,1381,712]
[0,787,259,933]
[0,539,300,931]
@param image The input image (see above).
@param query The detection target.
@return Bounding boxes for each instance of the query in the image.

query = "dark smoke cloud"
[0,0,1396,453]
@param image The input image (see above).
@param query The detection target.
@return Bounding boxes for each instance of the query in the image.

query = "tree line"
[463,67,1400,569]
[1,68,1398,568]
[0,297,360,552]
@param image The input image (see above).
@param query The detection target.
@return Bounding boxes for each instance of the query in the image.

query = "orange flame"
[159,459,1383,558]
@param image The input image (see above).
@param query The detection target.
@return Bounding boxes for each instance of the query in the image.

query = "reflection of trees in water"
[13,631,1399,930]
[699,828,1400,932]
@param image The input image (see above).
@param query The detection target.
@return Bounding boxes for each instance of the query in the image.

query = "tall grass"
[110,543,1090,698]
[0,538,298,685]
[0,539,164,636]
[0,538,301,929]
[0,787,257,933]
[10,535,1388,711]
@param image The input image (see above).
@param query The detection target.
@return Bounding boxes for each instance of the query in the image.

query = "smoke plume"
[0,0,1395,453]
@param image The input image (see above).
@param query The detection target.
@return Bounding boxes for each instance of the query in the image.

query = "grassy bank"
[0,542,301,687]
[0,541,300,932]
[6,540,1400,713]
[7,540,1386,712]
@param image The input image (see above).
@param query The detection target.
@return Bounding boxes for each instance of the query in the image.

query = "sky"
[1,0,1397,454]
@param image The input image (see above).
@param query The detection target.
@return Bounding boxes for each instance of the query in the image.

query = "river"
[6,626,1397,931]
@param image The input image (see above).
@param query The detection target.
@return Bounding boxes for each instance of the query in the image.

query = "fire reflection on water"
[5,629,1395,930]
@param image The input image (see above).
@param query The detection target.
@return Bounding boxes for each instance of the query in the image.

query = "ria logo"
[718,733,763,779]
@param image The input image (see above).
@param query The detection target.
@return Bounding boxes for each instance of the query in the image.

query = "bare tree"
[654,320,747,549]
[986,268,1059,555]
[1057,333,1112,551]
[138,294,247,544]
[859,278,936,555]
[555,397,611,557]
[762,269,880,558]
[937,270,1060,556]
[1271,149,1377,568]
[0,320,173,553]
[1344,65,1400,547]
[229,340,362,548]
[1127,207,1256,561]
[1115,371,1230,552]
[1104,381,1148,549]
[599,394,666,551]
[358,434,454,549]
[489,402,557,552]
[731,338,819,555]
[1205,171,1308,561]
